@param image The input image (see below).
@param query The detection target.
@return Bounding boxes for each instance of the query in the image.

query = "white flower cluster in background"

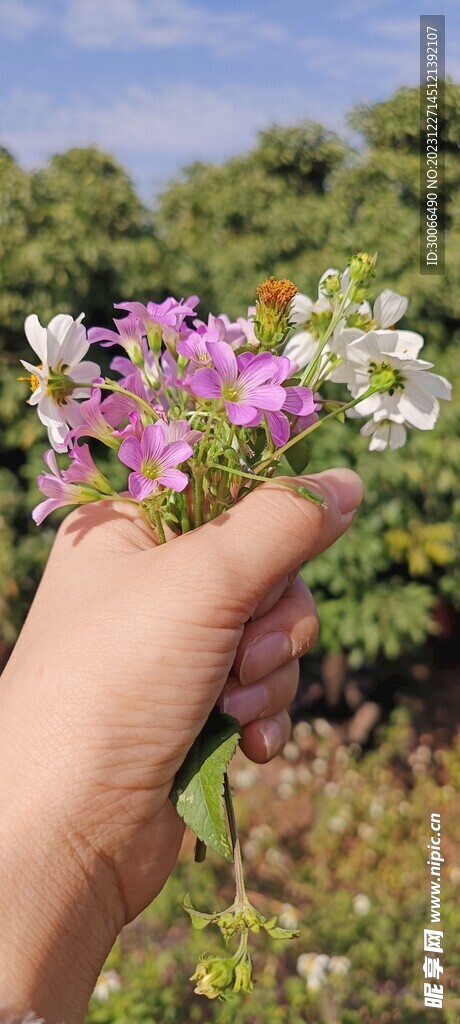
[287,276,451,451]
[297,951,351,990]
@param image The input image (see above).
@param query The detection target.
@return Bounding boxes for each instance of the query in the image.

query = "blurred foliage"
[85,710,460,1023]
[0,83,459,668]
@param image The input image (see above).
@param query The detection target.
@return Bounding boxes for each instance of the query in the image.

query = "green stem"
[255,385,377,475]
[224,774,247,904]
[153,511,167,544]
[180,493,191,533]
[193,470,204,527]
[301,282,357,390]
[101,378,159,420]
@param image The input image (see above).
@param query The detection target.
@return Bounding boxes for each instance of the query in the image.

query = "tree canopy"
[0,83,459,671]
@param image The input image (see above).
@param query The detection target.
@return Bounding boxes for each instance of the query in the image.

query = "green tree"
[154,83,460,669]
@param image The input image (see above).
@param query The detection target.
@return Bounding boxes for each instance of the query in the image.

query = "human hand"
[0,467,362,1023]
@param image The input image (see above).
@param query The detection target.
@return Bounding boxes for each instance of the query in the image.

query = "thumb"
[196,468,363,615]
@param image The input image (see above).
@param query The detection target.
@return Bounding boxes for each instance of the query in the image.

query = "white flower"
[297,953,330,990]
[278,903,301,930]
[93,969,121,1001]
[290,291,314,325]
[353,893,371,916]
[283,329,318,369]
[373,288,408,328]
[20,312,101,451]
[360,414,407,451]
[328,955,351,977]
[329,329,451,430]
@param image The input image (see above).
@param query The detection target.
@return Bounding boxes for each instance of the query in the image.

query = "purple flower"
[118,423,193,500]
[192,313,247,348]
[88,314,144,363]
[188,343,286,426]
[67,388,127,449]
[237,353,315,445]
[63,444,112,492]
[156,418,203,447]
[33,448,106,524]
[115,296,199,342]
[177,326,220,366]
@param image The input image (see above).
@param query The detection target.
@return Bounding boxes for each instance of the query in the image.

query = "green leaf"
[265,925,300,940]
[170,707,241,861]
[285,437,311,474]
[182,893,215,930]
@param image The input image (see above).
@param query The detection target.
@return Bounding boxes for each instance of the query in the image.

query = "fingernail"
[222,682,269,725]
[315,468,363,515]
[240,631,292,685]
[257,718,283,759]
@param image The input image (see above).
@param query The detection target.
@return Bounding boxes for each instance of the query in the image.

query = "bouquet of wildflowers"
[20,253,451,999]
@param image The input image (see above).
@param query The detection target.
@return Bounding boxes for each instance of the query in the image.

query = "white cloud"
[1,0,289,54]
[1,81,344,197]
[0,0,45,39]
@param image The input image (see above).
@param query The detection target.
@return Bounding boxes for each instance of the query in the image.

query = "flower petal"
[398,386,439,429]
[118,436,143,470]
[265,410,290,446]
[32,497,68,525]
[58,314,88,365]
[128,472,156,500]
[243,385,285,411]
[69,361,101,385]
[224,401,258,425]
[24,314,47,361]
[374,289,408,328]
[139,423,166,464]
[207,341,237,383]
[158,440,193,470]
[188,368,222,399]
[157,468,189,491]
[283,386,315,416]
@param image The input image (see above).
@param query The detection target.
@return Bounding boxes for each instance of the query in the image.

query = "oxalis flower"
[236,352,315,446]
[33,447,112,524]
[20,313,101,451]
[187,343,286,426]
[118,423,193,500]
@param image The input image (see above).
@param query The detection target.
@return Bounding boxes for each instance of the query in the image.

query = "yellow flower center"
[221,385,240,402]
[18,363,43,393]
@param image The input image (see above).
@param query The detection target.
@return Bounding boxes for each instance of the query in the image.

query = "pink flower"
[115,296,198,340]
[156,418,203,447]
[32,447,109,524]
[88,314,144,363]
[187,343,286,427]
[236,351,315,444]
[192,313,247,348]
[118,423,193,500]
[177,327,220,366]
[67,388,127,449]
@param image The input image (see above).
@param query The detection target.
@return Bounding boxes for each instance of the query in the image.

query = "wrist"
[0,783,125,1024]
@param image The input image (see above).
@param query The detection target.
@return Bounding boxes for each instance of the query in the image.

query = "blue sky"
[0,0,458,201]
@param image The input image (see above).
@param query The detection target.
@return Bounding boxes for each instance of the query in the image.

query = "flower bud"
[146,325,162,355]
[233,958,254,994]
[191,955,235,999]
[254,276,298,349]
[347,252,377,287]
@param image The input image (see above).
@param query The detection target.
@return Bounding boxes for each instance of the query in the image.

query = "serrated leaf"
[170,707,241,861]
[285,437,311,475]
[182,893,215,930]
